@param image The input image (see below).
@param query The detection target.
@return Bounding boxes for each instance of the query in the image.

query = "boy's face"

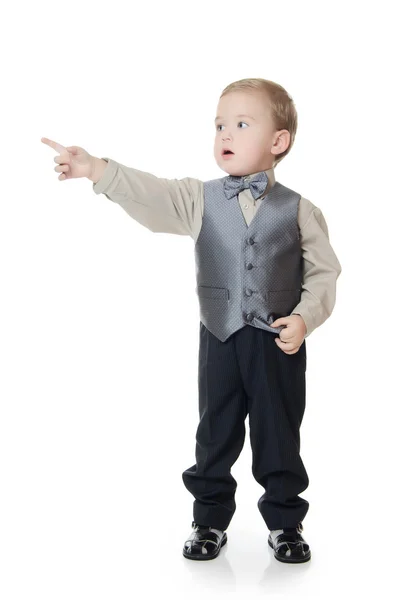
[213,91,290,176]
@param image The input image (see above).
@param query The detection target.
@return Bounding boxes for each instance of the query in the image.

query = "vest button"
[246,312,254,322]
[247,263,253,270]
[248,237,254,245]
[245,288,252,296]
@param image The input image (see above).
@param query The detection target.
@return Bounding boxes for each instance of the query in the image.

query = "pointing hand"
[41,137,96,181]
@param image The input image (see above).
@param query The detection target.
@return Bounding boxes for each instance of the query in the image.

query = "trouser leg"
[182,322,248,531]
[236,325,309,530]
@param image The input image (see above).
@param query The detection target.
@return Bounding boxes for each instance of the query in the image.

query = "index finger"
[41,137,68,154]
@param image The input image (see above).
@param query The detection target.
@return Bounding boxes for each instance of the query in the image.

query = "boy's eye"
[216,121,248,131]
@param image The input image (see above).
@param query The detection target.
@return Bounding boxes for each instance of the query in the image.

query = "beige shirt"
[92,158,342,338]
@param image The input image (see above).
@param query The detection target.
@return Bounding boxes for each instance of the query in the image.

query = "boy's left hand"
[270,314,307,354]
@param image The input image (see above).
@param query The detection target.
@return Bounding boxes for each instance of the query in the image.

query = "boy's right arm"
[90,157,203,238]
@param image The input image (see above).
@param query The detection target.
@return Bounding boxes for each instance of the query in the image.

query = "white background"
[1,0,396,598]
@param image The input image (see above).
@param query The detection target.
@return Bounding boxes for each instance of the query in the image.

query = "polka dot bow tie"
[223,171,269,201]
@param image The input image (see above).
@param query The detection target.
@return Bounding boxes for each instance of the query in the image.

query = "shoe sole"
[183,532,228,561]
[268,537,311,563]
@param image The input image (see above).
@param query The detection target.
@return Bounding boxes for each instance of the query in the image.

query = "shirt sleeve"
[92,157,203,239]
[291,204,342,338]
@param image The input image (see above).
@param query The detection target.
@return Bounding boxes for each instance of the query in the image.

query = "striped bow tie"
[223,171,269,200]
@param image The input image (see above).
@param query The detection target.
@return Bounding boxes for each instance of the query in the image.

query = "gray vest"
[194,176,303,342]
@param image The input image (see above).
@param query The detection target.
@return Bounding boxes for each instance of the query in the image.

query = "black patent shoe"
[268,522,311,563]
[183,521,227,560]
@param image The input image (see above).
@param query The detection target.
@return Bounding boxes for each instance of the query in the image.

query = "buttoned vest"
[194,176,303,342]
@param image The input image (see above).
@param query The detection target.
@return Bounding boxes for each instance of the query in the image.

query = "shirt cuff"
[92,158,118,195]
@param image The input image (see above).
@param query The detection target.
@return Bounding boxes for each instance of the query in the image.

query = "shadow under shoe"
[268,523,311,563]
[183,521,228,561]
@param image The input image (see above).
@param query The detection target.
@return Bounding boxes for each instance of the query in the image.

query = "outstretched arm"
[92,158,203,238]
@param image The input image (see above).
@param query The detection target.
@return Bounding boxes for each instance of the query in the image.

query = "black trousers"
[182,322,309,532]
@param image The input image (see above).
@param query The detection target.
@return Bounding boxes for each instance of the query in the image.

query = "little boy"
[42,77,342,564]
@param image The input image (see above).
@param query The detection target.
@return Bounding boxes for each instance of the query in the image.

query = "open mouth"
[222,149,234,156]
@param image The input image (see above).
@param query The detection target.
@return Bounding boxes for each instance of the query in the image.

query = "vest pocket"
[265,289,302,323]
[196,285,229,300]
[267,289,301,308]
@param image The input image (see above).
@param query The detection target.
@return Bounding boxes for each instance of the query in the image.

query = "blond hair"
[219,78,298,167]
